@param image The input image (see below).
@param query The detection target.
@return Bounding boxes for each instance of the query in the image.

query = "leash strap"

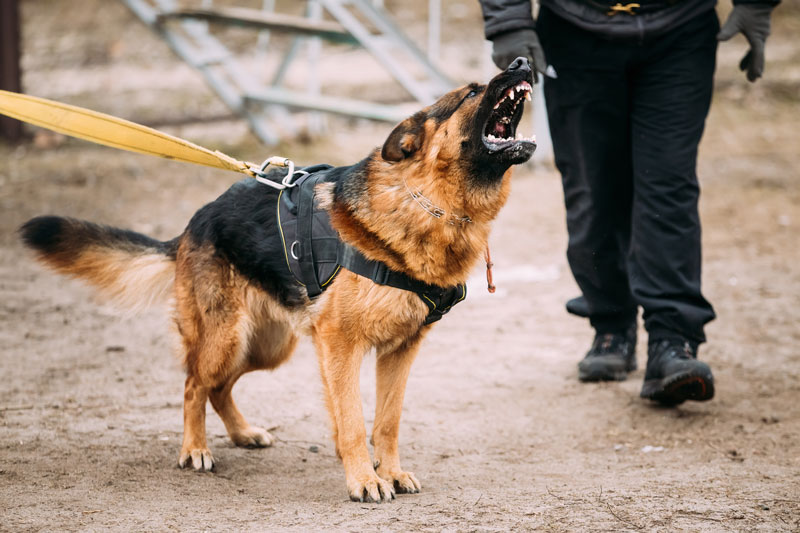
[0,89,259,176]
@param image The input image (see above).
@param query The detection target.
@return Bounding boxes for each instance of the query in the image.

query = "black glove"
[491,28,547,81]
[717,4,775,82]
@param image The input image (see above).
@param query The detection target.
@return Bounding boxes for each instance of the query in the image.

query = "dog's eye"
[466,90,478,98]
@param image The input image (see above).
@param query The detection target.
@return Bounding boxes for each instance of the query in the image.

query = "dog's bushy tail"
[20,216,178,311]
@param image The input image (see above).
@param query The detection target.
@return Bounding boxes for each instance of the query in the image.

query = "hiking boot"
[577,324,637,382]
[640,338,715,406]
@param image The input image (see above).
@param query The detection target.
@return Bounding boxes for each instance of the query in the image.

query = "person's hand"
[717,4,775,82]
[491,28,547,81]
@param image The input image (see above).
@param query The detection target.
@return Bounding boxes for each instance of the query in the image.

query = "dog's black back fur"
[185,163,360,308]
[185,177,305,307]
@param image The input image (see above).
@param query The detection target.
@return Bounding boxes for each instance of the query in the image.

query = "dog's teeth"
[508,88,514,99]
[525,91,532,101]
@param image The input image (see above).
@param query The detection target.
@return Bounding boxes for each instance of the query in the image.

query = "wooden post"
[0,0,23,143]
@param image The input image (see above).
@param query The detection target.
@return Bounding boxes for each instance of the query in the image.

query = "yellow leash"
[0,89,293,183]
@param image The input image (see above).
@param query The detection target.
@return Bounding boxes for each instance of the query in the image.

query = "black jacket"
[480,0,780,40]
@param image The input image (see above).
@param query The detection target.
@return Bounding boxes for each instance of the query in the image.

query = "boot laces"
[655,339,695,361]
[590,332,629,356]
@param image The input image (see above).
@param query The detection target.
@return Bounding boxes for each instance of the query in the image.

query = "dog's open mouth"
[482,80,535,153]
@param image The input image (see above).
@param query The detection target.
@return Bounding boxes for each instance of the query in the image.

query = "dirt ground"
[2,1,799,531]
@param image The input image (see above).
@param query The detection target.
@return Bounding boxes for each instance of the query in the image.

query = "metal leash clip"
[251,156,301,189]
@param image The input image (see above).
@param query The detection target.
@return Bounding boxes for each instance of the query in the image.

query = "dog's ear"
[381,114,426,162]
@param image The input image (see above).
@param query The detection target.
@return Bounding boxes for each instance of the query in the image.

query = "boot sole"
[640,370,715,406]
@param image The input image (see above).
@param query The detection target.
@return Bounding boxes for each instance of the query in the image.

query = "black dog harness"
[276,165,466,325]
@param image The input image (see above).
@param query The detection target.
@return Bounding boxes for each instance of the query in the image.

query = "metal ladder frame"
[121,0,455,145]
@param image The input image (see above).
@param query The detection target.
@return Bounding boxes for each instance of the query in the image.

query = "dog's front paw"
[178,447,215,472]
[231,426,274,448]
[347,472,395,503]
[377,468,421,494]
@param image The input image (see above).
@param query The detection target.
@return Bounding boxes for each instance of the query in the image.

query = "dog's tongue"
[492,123,507,138]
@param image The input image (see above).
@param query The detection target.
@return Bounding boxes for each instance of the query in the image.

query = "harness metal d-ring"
[283,169,308,188]
[251,156,297,189]
[290,240,301,260]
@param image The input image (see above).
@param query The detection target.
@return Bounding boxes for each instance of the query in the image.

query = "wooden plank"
[0,0,23,142]
[157,7,359,45]
[244,88,414,123]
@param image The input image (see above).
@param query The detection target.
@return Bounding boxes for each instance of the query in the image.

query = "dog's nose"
[507,57,530,72]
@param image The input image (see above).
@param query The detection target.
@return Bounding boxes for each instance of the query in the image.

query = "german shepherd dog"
[20,58,535,502]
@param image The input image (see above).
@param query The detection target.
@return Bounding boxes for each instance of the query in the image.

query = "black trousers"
[537,7,718,344]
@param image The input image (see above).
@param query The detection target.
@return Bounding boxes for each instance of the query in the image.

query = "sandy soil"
[2,1,799,531]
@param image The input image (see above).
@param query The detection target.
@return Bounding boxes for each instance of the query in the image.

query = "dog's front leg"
[314,329,395,503]
[372,335,425,495]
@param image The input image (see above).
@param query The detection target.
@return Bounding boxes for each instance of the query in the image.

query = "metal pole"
[0,0,23,142]
[306,0,325,134]
[428,0,440,64]
[256,0,275,53]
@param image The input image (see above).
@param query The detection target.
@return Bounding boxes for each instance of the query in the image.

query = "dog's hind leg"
[179,341,255,469]
[178,330,244,471]
[372,334,425,494]
[175,279,248,471]
[179,375,215,471]
[208,325,298,449]
[208,369,275,449]
[179,327,285,468]
[210,315,299,448]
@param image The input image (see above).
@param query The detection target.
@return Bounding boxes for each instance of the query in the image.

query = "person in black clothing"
[479,0,779,405]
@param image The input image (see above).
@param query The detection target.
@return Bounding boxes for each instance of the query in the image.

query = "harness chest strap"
[295,168,325,297]
[336,242,467,325]
[277,168,466,325]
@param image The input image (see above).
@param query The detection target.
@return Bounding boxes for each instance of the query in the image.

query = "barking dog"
[20,58,535,502]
